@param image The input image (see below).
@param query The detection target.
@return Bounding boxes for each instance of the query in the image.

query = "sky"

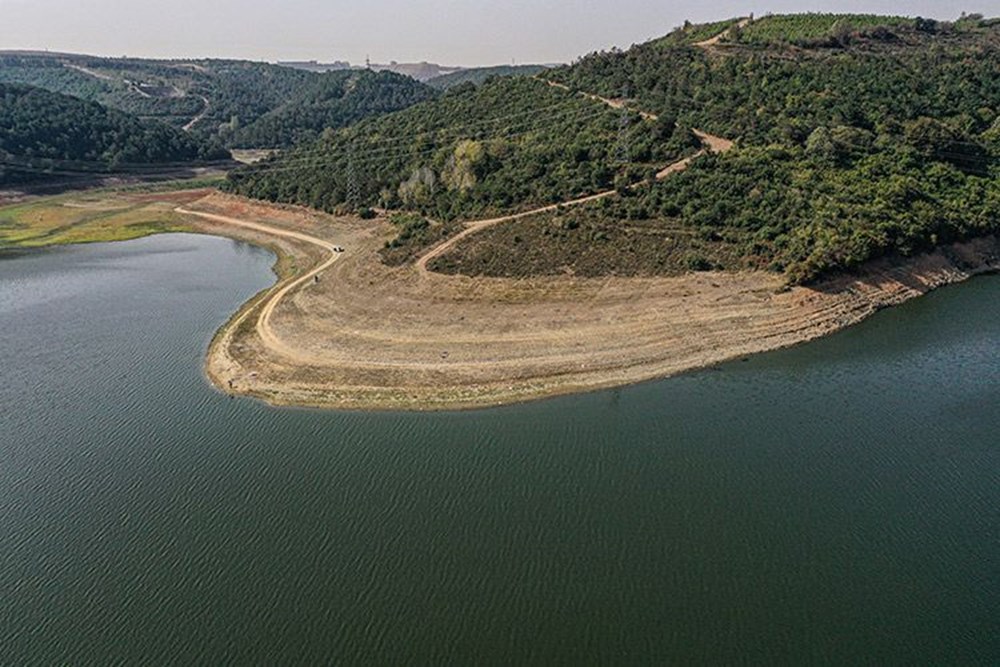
[1,0,998,66]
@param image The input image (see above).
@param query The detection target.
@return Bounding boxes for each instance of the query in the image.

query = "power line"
[345,143,360,209]
[246,76,643,160]
[250,99,624,164]
[230,106,619,176]
[0,96,620,178]
[1,102,624,182]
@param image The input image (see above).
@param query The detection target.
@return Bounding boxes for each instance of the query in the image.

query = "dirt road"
[694,18,753,47]
[175,206,341,365]
[543,79,735,150]
[416,85,735,276]
[63,62,114,81]
[183,96,211,132]
[542,79,656,120]
[174,194,1000,411]
[181,76,738,380]
[415,190,618,274]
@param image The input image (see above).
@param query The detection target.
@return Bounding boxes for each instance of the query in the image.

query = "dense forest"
[531,14,1000,282]
[0,54,433,148]
[0,83,228,184]
[228,70,435,148]
[730,12,996,47]
[226,76,699,220]
[229,12,1000,283]
[547,14,1000,145]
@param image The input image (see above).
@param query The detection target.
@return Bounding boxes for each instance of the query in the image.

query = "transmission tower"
[615,85,631,165]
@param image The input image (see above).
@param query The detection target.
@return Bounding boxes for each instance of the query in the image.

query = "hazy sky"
[2,1,997,65]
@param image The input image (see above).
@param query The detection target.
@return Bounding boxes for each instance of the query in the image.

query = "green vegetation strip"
[0,196,193,250]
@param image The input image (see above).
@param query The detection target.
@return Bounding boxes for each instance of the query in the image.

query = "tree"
[830,18,854,46]
[805,127,836,162]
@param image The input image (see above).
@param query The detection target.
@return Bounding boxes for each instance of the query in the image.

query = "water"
[1,234,997,664]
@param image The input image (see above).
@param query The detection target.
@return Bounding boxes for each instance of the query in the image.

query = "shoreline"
[229,257,1000,413]
[183,197,1000,412]
[4,190,996,412]
[214,259,1000,413]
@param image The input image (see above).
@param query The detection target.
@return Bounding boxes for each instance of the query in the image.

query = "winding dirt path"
[542,79,656,120]
[415,191,618,274]
[174,81,735,401]
[175,207,339,364]
[183,96,210,132]
[694,18,752,48]
[63,62,114,81]
[416,84,734,275]
[178,77,737,372]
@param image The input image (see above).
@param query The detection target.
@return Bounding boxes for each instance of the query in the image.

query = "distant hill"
[277,60,555,88]
[277,60,353,73]
[369,62,463,82]
[0,53,434,148]
[228,69,436,148]
[280,59,463,81]
[0,83,228,184]
[226,75,699,220]
[426,65,549,90]
[228,13,1000,283]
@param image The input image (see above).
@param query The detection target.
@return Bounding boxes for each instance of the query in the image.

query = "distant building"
[277,60,352,73]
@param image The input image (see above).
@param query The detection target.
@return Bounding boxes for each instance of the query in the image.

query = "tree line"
[0,83,228,184]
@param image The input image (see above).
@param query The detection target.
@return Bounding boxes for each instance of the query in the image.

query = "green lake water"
[1,233,997,664]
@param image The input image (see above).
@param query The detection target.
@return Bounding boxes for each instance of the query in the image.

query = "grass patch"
[108,176,226,195]
[0,196,194,250]
[735,14,913,46]
[428,203,749,278]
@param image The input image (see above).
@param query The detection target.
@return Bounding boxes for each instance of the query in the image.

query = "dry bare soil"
[171,193,1000,411]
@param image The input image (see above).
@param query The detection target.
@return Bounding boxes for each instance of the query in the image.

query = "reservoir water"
[1,234,997,664]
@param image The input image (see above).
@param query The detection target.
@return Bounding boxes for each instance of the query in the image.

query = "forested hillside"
[229,70,436,148]
[531,13,1000,282]
[0,83,228,184]
[226,76,698,220]
[547,14,1000,145]
[0,54,433,148]
[229,13,1000,283]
